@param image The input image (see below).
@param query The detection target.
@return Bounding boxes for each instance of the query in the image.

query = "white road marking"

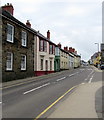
[69,74,74,77]
[88,75,94,83]
[69,72,79,77]
[84,69,94,81]
[81,83,85,84]
[56,77,66,82]
[89,78,92,83]
[87,69,93,70]
[80,69,85,71]
[23,83,50,95]
[84,78,87,81]
[0,102,2,104]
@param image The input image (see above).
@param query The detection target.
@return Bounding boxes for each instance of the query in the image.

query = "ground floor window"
[21,55,26,70]
[6,52,13,70]
[50,61,52,70]
[40,59,43,70]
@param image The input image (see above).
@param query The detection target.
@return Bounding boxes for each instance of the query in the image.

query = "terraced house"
[2,3,81,82]
[2,3,36,82]
[34,30,55,76]
[54,43,61,72]
[68,47,81,68]
[59,45,69,70]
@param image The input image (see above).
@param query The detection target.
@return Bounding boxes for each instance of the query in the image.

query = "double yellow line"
[34,85,78,120]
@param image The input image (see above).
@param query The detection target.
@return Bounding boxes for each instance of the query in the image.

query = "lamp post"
[95,43,99,52]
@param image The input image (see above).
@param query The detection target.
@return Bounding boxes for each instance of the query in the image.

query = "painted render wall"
[34,36,55,76]
[60,50,69,70]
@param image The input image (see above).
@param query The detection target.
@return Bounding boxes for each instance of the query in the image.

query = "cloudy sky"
[1,0,103,61]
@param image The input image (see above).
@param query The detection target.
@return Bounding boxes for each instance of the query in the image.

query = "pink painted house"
[34,30,55,76]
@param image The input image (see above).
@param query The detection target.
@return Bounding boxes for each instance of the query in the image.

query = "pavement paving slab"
[48,81,102,118]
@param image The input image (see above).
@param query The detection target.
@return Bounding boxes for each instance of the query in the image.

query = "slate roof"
[2,9,56,45]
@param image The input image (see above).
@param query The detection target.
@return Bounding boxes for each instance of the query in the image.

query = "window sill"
[5,70,14,72]
[6,40,14,43]
[21,69,27,71]
[21,45,28,48]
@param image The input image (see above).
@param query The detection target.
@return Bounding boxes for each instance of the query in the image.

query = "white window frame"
[6,52,13,71]
[21,55,26,70]
[7,23,14,43]
[39,40,44,51]
[21,31,27,47]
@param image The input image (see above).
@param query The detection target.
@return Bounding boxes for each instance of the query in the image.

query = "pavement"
[48,81,103,118]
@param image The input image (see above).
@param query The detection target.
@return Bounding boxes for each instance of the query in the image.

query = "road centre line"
[69,74,74,77]
[56,77,66,82]
[69,72,79,77]
[23,83,50,95]
[84,69,94,81]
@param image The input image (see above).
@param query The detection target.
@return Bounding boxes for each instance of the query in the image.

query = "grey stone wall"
[2,18,34,82]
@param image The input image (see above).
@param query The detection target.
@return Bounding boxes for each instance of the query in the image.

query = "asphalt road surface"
[2,66,102,119]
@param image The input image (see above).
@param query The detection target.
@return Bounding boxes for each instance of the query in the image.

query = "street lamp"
[95,43,99,52]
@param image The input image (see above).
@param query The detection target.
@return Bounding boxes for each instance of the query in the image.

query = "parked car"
[100,64,104,70]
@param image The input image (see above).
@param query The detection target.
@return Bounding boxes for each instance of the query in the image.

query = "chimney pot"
[2,3,14,15]
[69,47,73,53]
[57,43,61,48]
[47,30,50,40]
[72,48,75,53]
[26,20,31,28]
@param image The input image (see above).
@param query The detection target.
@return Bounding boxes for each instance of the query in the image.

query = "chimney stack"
[69,47,73,53]
[64,46,68,51]
[72,48,75,53]
[66,46,68,51]
[47,30,50,40]
[75,51,77,54]
[57,43,61,48]
[2,3,14,15]
[64,47,66,51]
[26,20,31,28]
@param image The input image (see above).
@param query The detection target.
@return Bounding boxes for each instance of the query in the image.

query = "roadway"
[2,66,102,119]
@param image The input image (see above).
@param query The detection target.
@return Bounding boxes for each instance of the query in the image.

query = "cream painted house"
[60,49,69,70]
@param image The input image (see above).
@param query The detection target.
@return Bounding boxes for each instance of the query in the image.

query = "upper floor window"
[55,47,60,56]
[7,24,14,43]
[49,45,53,54]
[44,41,47,52]
[53,45,55,55]
[39,40,44,51]
[39,40,47,52]
[21,31,27,47]
[21,55,26,70]
[6,52,13,70]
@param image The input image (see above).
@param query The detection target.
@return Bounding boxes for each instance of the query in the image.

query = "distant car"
[100,64,104,70]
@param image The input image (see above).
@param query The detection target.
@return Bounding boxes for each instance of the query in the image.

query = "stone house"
[2,3,37,82]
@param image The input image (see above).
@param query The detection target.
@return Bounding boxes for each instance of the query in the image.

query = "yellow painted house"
[93,52,101,66]
[60,49,69,70]
[73,54,81,68]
